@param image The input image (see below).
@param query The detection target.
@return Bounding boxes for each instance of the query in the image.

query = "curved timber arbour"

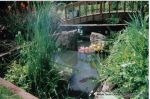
[58,1,144,26]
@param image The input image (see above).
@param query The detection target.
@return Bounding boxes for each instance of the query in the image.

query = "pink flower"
[78,46,85,53]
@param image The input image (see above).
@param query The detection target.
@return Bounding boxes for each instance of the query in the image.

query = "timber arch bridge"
[57,1,146,33]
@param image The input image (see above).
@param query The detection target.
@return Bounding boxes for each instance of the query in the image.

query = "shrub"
[98,14,148,98]
[5,61,31,91]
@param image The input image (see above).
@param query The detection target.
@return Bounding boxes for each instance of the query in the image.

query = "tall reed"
[20,2,61,98]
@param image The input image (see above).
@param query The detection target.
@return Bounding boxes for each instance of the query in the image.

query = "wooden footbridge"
[57,1,144,28]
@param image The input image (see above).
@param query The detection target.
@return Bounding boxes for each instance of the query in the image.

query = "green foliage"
[98,14,148,98]
[106,15,120,24]
[0,86,22,99]
[0,10,29,39]
[19,3,61,99]
[5,61,31,91]
[5,3,62,99]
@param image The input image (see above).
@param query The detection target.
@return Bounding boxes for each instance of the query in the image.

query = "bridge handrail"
[58,1,141,21]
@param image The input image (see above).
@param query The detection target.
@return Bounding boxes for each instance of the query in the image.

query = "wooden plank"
[0,77,38,99]
[0,46,20,58]
[60,24,128,27]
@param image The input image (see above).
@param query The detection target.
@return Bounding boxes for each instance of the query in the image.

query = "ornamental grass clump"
[23,3,61,98]
[5,2,62,99]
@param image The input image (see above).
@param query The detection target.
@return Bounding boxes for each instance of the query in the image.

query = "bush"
[98,14,148,98]
[5,61,31,91]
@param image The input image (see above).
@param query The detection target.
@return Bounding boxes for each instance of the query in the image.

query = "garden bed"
[0,77,38,99]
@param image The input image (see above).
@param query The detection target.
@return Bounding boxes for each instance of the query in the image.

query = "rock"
[54,30,78,50]
[90,32,106,44]
[93,78,116,99]
[94,92,118,99]
[101,79,114,92]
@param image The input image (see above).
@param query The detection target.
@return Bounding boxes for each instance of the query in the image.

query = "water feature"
[55,50,99,98]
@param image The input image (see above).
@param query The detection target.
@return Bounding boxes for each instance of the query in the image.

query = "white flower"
[121,62,135,68]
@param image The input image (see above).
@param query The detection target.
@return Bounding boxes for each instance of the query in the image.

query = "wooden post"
[65,6,67,21]
[85,2,87,22]
[100,2,102,13]
[124,1,126,12]
[132,1,134,12]
[91,2,94,21]
[103,1,105,12]
[72,3,75,24]
[116,1,118,13]
[100,1,103,21]
[79,2,81,23]
[109,1,111,17]
[96,1,98,13]
[91,2,93,14]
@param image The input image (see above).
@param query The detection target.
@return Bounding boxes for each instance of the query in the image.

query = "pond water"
[55,51,99,97]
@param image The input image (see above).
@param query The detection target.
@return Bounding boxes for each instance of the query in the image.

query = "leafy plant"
[5,61,31,91]
[97,14,148,98]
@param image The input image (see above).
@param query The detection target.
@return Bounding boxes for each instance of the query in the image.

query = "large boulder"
[54,30,78,50]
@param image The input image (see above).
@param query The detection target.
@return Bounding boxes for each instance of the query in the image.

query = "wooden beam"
[0,78,38,99]
[0,46,20,58]
[60,24,128,27]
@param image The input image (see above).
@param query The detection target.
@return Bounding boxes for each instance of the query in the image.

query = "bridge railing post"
[103,1,105,12]
[116,1,119,14]
[78,2,81,23]
[99,1,103,22]
[72,3,75,24]
[65,5,67,22]
[124,1,126,12]
[109,1,111,17]
[132,1,134,12]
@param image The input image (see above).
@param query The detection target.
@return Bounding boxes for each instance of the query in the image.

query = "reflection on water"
[55,51,99,94]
